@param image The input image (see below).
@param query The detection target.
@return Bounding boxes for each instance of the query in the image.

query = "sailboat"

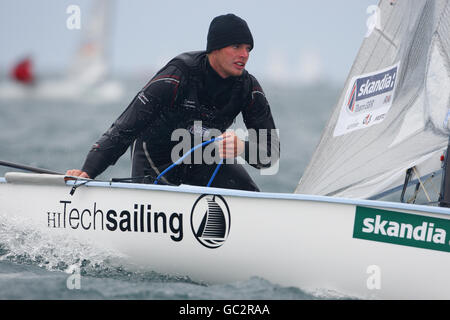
[0,0,123,102]
[10,57,34,85]
[0,0,450,299]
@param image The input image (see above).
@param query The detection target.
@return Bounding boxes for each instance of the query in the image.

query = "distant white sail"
[68,0,111,86]
[296,0,450,199]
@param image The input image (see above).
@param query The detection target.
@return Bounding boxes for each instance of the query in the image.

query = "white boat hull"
[1,172,450,299]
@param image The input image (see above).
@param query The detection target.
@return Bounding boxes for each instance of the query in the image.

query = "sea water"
[0,75,343,300]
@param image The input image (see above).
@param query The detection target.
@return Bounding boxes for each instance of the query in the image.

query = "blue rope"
[154,137,224,186]
[207,158,223,187]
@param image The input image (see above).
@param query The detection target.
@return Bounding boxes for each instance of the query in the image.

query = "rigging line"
[69,178,90,196]
[153,137,224,186]
[407,174,440,204]
[143,141,169,185]
[207,159,223,188]
[373,28,398,52]
[369,168,442,201]
[361,0,399,71]
[0,160,61,175]
[424,172,440,196]
[412,166,432,202]
[401,167,413,202]
[408,182,421,204]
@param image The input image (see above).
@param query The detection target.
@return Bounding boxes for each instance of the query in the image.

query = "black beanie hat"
[206,14,254,53]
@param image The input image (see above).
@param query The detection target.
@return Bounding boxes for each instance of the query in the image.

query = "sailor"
[66,13,279,192]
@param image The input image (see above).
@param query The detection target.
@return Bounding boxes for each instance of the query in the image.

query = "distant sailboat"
[0,0,124,102]
[11,57,34,85]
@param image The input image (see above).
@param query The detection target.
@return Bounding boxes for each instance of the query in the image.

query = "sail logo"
[190,194,231,249]
[353,206,450,253]
[334,61,400,137]
[345,65,398,115]
[363,114,372,125]
[356,66,397,101]
[347,81,358,112]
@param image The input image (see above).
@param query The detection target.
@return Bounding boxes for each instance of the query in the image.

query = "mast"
[439,138,450,207]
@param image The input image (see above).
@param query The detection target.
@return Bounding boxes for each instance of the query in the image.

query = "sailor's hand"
[65,169,90,178]
[217,131,245,159]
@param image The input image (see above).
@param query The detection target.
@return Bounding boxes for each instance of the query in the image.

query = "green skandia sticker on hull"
[353,206,450,253]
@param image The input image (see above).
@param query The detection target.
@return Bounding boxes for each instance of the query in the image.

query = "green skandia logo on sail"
[190,194,231,249]
[353,207,450,252]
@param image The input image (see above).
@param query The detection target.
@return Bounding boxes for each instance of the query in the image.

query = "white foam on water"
[0,212,125,273]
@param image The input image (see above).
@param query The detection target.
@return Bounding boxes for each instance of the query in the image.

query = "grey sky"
[0,0,377,84]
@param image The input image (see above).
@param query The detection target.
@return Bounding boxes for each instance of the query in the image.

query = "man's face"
[209,44,251,78]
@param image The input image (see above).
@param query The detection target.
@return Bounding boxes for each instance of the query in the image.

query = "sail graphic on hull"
[196,196,227,246]
[191,194,231,249]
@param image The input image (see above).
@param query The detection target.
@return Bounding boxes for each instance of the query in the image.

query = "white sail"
[68,0,111,86]
[296,0,450,200]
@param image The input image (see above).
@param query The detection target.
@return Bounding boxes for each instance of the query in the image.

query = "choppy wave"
[0,212,323,299]
[0,213,117,271]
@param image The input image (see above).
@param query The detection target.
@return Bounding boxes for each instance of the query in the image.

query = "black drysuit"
[81,51,279,191]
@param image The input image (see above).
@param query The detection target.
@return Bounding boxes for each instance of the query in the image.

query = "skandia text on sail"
[357,71,397,99]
